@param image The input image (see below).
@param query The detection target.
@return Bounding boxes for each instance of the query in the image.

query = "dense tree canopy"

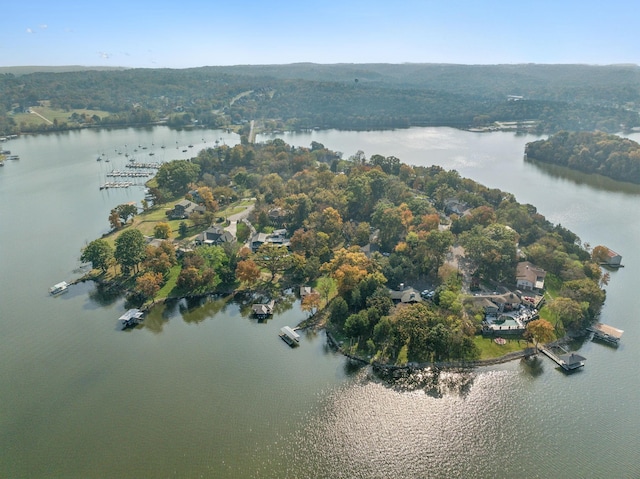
[114,229,147,275]
[526,131,640,184]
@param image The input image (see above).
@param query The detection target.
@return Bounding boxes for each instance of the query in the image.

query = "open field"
[12,106,111,128]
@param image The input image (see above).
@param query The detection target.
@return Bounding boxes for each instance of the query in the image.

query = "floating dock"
[541,346,586,371]
[588,322,623,345]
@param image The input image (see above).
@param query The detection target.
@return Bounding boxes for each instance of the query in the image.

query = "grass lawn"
[474,335,530,360]
[156,264,181,300]
[13,106,111,128]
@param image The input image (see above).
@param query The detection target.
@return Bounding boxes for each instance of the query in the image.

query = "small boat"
[279,326,300,347]
[50,281,69,295]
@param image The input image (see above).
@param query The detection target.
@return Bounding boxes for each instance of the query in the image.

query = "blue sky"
[2,0,638,68]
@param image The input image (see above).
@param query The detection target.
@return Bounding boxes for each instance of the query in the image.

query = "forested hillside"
[1,63,638,135]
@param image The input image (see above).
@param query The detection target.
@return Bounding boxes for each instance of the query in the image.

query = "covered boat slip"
[279,326,300,347]
[118,309,144,328]
[588,322,624,345]
[49,281,69,295]
[541,346,586,372]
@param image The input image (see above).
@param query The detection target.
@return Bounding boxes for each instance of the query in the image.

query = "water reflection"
[373,366,476,398]
[520,355,545,377]
[525,157,640,195]
[85,281,124,307]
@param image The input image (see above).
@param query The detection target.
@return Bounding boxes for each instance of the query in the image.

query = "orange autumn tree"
[235,259,261,288]
[321,247,386,296]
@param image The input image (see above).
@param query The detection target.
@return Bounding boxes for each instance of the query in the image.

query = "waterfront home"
[516,261,546,291]
[194,225,235,246]
[467,296,500,315]
[169,200,205,219]
[491,292,522,312]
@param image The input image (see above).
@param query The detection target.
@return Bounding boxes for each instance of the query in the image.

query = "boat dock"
[279,326,300,347]
[100,181,137,190]
[126,162,161,169]
[588,322,623,345]
[106,170,152,178]
[49,281,69,295]
[118,309,144,329]
[540,346,586,371]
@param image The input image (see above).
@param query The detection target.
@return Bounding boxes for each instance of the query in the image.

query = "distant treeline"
[525,131,640,184]
[1,63,639,135]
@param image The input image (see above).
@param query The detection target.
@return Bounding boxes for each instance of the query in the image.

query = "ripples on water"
[253,367,538,479]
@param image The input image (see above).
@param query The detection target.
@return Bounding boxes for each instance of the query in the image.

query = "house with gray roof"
[170,199,205,219]
[195,225,235,246]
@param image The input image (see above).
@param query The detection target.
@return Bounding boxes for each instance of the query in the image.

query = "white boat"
[279,326,300,347]
[49,281,69,295]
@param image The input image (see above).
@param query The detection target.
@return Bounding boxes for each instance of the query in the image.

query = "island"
[79,139,608,366]
[525,130,640,184]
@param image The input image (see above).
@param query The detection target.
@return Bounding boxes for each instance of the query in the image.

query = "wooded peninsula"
[80,139,607,365]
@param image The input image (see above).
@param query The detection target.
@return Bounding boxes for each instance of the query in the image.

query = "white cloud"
[98,51,111,59]
[26,28,34,34]
[39,24,48,30]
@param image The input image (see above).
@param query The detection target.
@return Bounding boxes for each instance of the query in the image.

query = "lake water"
[2,126,639,478]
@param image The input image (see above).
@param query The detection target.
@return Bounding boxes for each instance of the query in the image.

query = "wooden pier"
[540,346,586,371]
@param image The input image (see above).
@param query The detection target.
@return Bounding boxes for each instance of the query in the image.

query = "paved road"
[224,203,255,240]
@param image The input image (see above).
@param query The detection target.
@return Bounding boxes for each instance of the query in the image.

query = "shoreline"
[74,274,581,371]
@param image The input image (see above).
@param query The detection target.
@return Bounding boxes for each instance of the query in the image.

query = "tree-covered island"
[525,130,640,184]
[81,139,607,365]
